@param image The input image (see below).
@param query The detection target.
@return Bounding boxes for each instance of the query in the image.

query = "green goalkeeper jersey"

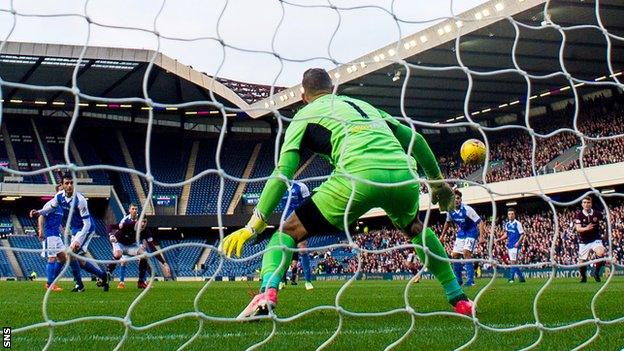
[255,93,442,219]
[282,94,416,173]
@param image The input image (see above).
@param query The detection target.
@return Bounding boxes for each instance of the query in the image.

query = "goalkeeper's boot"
[237,288,277,320]
[450,294,474,316]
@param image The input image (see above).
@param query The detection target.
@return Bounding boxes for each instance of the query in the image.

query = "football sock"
[83,261,105,280]
[594,261,605,277]
[411,228,464,302]
[453,262,463,285]
[301,253,313,282]
[53,261,64,279]
[138,259,148,282]
[516,267,525,280]
[46,262,55,286]
[119,265,126,282]
[70,259,84,288]
[465,261,475,284]
[260,232,295,291]
[580,265,587,279]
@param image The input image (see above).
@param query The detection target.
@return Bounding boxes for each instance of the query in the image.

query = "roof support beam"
[4,57,44,101]
[48,59,95,103]
[99,62,145,97]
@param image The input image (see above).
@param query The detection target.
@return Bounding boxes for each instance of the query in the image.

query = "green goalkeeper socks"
[411,227,463,302]
[260,231,296,291]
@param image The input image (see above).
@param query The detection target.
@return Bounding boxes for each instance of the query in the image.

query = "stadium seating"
[17,214,37,235]
[0,247,15,278]
[6,119,48,184]
[0,209,13,227]
[145,133,191,199]
[71,125,111,185]
[185,139,218,215]
[0,133,10,167]
[295,152,333,190]
[202,237,267,277]
[0,95,621,221]
[90,130,141,208]
[244,140,275,196]
[160,239,206,277]
[186,138,256,215]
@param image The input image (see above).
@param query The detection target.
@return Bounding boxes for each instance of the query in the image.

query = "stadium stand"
[71,124,111,185]
[0,131,10,167]
[435,93,624,184]
[17,214,37,235]
[0,248,14,278]
[186,138,256,215]
[89,128,141,208]
[6,118,48,184]
[295,152,333,190]
[147,134,191,200]
[186,139,219,215]
[35,119,67,184]
[160,239,206,277]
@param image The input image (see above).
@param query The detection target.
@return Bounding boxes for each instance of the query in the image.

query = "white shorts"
[507,247,519,262]
[42,236,66,258]
[112,242,143,257]
[453,237,477,254]
[578,240,604,261]
[71,231,94,254]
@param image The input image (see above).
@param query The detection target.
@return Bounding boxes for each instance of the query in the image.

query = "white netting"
[1,0,624,350]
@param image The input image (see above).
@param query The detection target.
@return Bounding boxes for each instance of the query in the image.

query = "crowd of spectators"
[428,94,624,185]
[309,200,624,275]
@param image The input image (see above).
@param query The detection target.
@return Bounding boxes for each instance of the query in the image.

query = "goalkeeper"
[223,68,473,318]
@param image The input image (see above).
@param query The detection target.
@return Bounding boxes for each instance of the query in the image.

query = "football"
[460,139,486,165]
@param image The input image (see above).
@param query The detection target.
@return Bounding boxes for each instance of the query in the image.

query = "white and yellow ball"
[460,139,486,165]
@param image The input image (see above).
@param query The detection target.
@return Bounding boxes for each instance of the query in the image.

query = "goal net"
[1,0,623,350]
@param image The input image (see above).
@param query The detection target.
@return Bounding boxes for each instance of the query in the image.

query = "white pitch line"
[12,322,580,343]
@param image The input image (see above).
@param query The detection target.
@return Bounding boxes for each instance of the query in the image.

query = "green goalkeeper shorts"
[297,168,421,232]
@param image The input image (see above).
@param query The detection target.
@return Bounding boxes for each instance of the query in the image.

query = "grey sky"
[0,0,487,86]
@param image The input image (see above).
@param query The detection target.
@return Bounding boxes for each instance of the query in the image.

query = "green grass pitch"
[1,277,623,350]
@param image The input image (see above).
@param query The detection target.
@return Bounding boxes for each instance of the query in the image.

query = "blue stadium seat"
[160,239,206,277]
[0,248,15,278]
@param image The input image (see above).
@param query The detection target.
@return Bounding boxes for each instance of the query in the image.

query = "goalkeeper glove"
[222,208,268,257]
[430,177,454,212]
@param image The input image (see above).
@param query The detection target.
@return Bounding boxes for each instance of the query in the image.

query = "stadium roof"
[252,0,624,123]
[0,0,622,127]
[0,41,283,121]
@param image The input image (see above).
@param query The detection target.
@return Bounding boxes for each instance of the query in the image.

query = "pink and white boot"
[237,288,278,320]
